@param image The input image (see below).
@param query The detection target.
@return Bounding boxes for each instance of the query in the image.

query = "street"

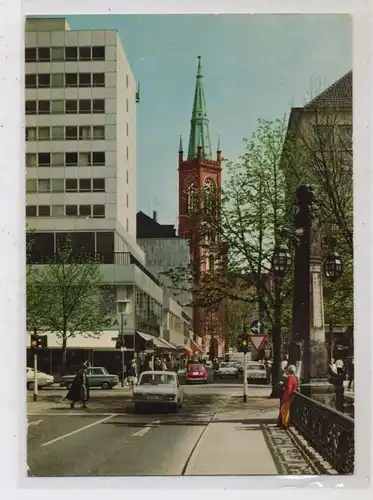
[27,383,326,476]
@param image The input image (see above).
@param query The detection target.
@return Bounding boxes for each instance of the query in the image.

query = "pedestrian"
[126,359,137,389]
[161,358,167,371]
[334,359,346,412]
[281,355,289,372]
[279,365,298,429]
[66,361,90,409]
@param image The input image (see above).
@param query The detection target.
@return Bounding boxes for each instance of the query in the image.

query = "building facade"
[178,56,225,358]
[25,17,139,259]
[137,210,192,313]
[25,18,171,373]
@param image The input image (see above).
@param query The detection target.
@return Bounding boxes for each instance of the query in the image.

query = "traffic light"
[237,333,250,354]
[30,334,47,351]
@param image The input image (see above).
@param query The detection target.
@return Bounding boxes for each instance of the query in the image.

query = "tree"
[27,245,111,375]
[164,118,294,375]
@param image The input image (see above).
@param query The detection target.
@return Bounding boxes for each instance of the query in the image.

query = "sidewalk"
[184,403,327,475]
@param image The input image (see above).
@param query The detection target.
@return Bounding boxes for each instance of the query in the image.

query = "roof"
[136,211,177,238]
[305,70,352,109]
[187,56,212,160]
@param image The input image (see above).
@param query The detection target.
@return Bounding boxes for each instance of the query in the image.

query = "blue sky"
[67,14,352,226]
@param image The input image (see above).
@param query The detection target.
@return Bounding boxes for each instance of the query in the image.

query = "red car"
[186,364,208,384]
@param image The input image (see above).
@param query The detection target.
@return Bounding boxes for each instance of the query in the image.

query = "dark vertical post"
[289,185,312,382]
[271,277,283,390]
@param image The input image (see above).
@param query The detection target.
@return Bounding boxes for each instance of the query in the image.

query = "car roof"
[140,371,176,376]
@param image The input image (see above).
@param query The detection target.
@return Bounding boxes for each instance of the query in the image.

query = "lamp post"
[270,242,292,395]
[323,247,343,360]
[116,300,127,388]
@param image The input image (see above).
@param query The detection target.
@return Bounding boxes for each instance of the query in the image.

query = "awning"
[191,340,204,353]
[157,338,176,350]
[136,331,165,349]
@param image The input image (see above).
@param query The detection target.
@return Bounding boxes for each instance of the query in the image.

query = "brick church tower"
[178,56,224,358]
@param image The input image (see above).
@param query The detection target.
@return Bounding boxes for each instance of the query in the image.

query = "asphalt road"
[27,383,274,476]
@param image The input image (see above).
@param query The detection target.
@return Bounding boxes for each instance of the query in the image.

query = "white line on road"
[132,420,160,437]
[28,419,43,426]
[40,414,116,447]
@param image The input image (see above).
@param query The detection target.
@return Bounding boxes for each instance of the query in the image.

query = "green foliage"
[26,245,110,372]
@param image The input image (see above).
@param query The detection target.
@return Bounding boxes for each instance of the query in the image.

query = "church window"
[186,180,198,214]
[204,177,216,215]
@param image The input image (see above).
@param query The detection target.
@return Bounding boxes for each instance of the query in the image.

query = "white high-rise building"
[25,17,140,260]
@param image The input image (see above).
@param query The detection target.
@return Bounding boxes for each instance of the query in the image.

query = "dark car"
[185,363,208,384]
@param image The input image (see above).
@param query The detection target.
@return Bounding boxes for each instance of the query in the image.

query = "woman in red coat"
[279,364,298,428]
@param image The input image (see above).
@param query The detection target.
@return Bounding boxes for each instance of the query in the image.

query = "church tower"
[178,56,223,357]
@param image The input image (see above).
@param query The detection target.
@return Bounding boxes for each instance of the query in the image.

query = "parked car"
[214,362,239,379]
[133,371,184,413]
[185,363,208,384]
[246,362,270,384]
[59,366,119,390]
[26,367,54,391]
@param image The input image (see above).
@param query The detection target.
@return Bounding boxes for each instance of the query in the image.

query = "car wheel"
[171,404,178,413]
[204,379,208,384]
[101,382,110,390]
[27,382,34,391]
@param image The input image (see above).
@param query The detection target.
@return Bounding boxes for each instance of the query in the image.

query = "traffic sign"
[145,339,154,350]
[248,334,267,351]
[250,319,264,334]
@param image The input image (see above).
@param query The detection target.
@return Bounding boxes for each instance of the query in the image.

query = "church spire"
[187,56,212,160]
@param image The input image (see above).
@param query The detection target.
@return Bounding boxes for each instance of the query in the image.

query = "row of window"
[25,72,105,89]
[26,204,106,218]
[26,152,106,167]
[26,99,105,115]
[25,46,106,63]
[26,178,106,194]
[26,125,105,141]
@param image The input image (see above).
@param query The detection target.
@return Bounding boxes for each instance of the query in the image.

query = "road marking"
[40,414,116,447]
[28,419,43,426]
[132,420,160,437]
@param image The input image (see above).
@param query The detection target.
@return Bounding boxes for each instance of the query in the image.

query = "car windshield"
[247,364,265,371]
[139,374,176,385]
[188,365,203,371]
[220,363,233,368]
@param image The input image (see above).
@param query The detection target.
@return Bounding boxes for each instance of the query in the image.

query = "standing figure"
[66,361,90,409]
[279,365,298,429]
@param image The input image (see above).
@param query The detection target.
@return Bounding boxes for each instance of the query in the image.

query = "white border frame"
[0,0,371,496]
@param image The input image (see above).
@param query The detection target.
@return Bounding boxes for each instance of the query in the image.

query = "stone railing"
[290,391,354,474]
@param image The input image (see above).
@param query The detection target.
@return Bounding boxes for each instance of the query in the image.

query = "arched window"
[204,177,216,215]
[186,180,198,215]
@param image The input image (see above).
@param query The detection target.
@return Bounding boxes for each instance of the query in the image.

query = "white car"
[246,362,270,384]
[27,367,54,390]
[133,371,184,413]
[215,362,239,379]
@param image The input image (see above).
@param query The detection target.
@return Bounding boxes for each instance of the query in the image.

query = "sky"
[66,14,352,227]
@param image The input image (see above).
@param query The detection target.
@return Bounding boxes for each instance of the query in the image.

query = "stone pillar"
[300,218,335,405]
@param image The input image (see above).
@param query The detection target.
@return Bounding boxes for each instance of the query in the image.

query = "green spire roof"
[187,56,212,160]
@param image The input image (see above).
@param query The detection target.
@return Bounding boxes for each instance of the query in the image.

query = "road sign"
[145,339,154,350]
[250,319,264,334]
[248,334,267,351]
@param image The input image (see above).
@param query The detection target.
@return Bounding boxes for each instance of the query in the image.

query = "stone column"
[300,217,335,404]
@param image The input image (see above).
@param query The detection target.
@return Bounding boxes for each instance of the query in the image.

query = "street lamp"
[323,249,343,361]
[270,242,292,396]
[117,300,128,387]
